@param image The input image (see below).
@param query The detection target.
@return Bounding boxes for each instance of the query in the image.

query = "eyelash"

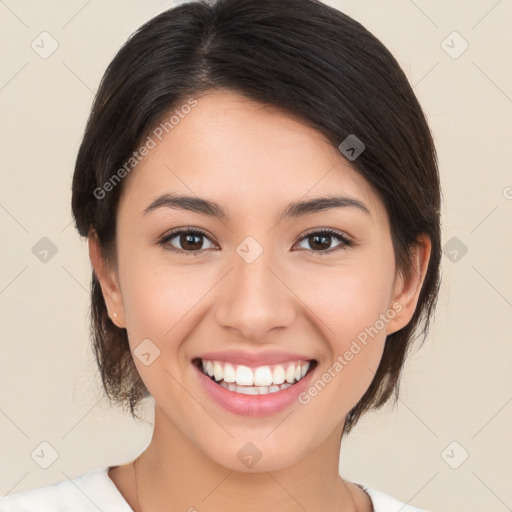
[157,226,354,257]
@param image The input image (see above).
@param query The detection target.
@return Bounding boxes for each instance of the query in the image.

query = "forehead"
[119,90,388,228]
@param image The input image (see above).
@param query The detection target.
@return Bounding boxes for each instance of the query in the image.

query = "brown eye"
[177,232,204,251]
[295,229,353,254]
[157,227,353,257]
[159,228,217,256]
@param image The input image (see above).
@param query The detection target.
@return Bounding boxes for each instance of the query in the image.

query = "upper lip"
[194,349,316,367]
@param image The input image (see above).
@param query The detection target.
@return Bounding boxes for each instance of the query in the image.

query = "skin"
[89,89,431,512]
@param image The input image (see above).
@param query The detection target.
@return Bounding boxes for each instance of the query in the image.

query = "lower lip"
[193,362,316,417]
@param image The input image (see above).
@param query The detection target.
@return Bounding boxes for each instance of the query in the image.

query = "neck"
[133,405,358,512]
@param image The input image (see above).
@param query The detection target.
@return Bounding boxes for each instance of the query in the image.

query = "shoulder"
[355,482,431,512]
[0,466,131,512]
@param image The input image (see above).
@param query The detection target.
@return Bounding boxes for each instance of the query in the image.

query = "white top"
[0,466,429,512]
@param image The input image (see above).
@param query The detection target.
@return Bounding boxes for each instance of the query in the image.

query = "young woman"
[1,0,440,510]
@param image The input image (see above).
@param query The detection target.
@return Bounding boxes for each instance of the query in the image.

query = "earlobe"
[386,234,431,335]
[88,231,126,328]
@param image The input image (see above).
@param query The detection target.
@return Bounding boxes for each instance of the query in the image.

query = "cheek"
[121,264,196,340]
[118,245,217,358]
[296,254,396,404]
[303,257,396,345]
[118,260,207,396]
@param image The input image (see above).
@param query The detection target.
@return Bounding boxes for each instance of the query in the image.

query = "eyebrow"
[142,193,371,220]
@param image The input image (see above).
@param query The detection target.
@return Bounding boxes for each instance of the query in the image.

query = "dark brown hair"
[71,0,442,435]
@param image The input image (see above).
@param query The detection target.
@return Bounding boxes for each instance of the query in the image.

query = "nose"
[215,245,296,341]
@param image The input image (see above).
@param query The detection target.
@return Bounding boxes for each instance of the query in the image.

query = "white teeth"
[223,362,236,383]
[219,381,292,395]
[241,386,259,395]
[235,365,254,386]
[272,365,286,385]
[285,364,296,383]
[213,361,223,381]
[199,359,312,389]
[253,366,273,386]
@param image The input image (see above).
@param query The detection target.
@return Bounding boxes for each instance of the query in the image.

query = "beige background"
[1,1,511,511]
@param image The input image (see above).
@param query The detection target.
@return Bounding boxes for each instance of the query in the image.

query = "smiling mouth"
[192,357,318,395]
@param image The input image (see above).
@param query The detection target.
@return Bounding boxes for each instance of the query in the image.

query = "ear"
[386,233,431,335]
[88,231,126,328]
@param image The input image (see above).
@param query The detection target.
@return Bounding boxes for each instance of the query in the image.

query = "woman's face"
[93,90,426,472]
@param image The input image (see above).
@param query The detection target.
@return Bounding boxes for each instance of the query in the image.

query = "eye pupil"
[310,234,330,251]
[181,233,203,250]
